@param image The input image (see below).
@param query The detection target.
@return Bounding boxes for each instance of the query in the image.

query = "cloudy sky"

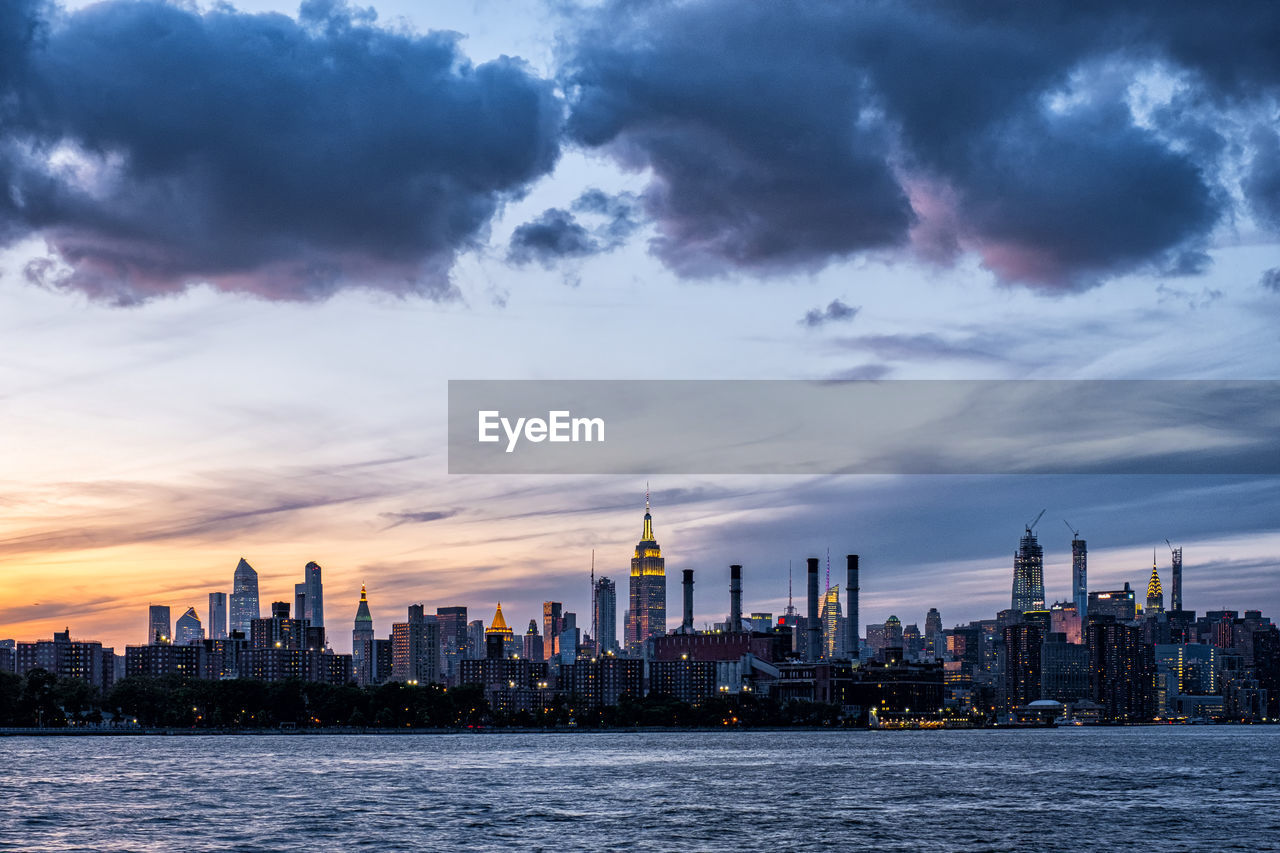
[1,0,1278,652]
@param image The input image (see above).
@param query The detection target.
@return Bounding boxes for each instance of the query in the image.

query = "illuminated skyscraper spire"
[641,487,655,542]
[352,583,374,686]
[1146,548,1164,614]
[627,486,666,656]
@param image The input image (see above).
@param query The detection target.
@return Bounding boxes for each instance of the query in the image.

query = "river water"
[2,728,1277,851]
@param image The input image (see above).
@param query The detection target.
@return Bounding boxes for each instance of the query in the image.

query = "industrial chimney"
[729,565,743,632]
[806,557,820,661]
[847,554,860,662]
[682,569,695,633]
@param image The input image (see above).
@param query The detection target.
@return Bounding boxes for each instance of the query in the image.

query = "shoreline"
[4,721,1275,737]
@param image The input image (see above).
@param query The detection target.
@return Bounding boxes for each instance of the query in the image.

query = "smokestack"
[846,555,859,662]
[682,569,695,633]
[806,557,820,661]
[729,565,743,632]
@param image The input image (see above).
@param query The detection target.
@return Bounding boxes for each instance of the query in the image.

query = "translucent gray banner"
[447,380,1280,474]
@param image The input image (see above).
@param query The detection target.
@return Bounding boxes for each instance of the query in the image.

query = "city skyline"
[3,490,1272,656]
[1,1,1278,672]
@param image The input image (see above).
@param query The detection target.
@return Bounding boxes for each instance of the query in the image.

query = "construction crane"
[1025,508,1046,534]
[1165,538,1176,554]
[1064,519,1079,538]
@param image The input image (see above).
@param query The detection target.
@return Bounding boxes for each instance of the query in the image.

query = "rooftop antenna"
[787,560,793,612]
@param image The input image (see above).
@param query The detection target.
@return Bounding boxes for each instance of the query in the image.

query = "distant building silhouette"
[229,558,260,635]
[208,592,228,640]
[174,607,203,645]
[147,604,171,645]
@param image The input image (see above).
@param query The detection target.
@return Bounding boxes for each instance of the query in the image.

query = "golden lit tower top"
[487,602,512,637]
[1146,548,1164,614]
[626,485,666,655]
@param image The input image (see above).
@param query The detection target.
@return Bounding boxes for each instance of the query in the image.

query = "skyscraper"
[485,602,515,659]
[174,607,203,645]
[543,601,563,662]
[594,576,618,654]
[229,558,260,635]
[1003,622,1043,713]
[626,491,666,656]
[1146,550,1164,615]
[523,619,544,662]
[303,561,324,628]
[437,606,469,683]
[1088,619,1156,722]
[1012,523,1046,613]
[353,584,374,686]
[820,585,842,659]
[1071,530,1088,624]
[208,592,228,640]
[1169,543,1183,611]
[148,604,171,644]
[924,607,943,657]
[391,604,439,684]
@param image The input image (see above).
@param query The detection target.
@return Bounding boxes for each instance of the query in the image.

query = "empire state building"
[626,491,666,656]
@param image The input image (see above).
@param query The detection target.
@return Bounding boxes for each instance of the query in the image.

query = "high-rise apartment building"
[1071,531,1088,623]
[1003,622,1043,712]
[1169,543,1184,611]
[594,576,618,654]
[626,493,666,656]
[437,606,469,683]
[391,604,439,684]
[1088,619,1155,722]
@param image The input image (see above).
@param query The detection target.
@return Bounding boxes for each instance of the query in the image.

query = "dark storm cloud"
[508,208,597,267]
[1262,268,1280,293]
[801,299,859,328]
[507,188,640,266]
[561,0,1280,289]
[0,0,561,303]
